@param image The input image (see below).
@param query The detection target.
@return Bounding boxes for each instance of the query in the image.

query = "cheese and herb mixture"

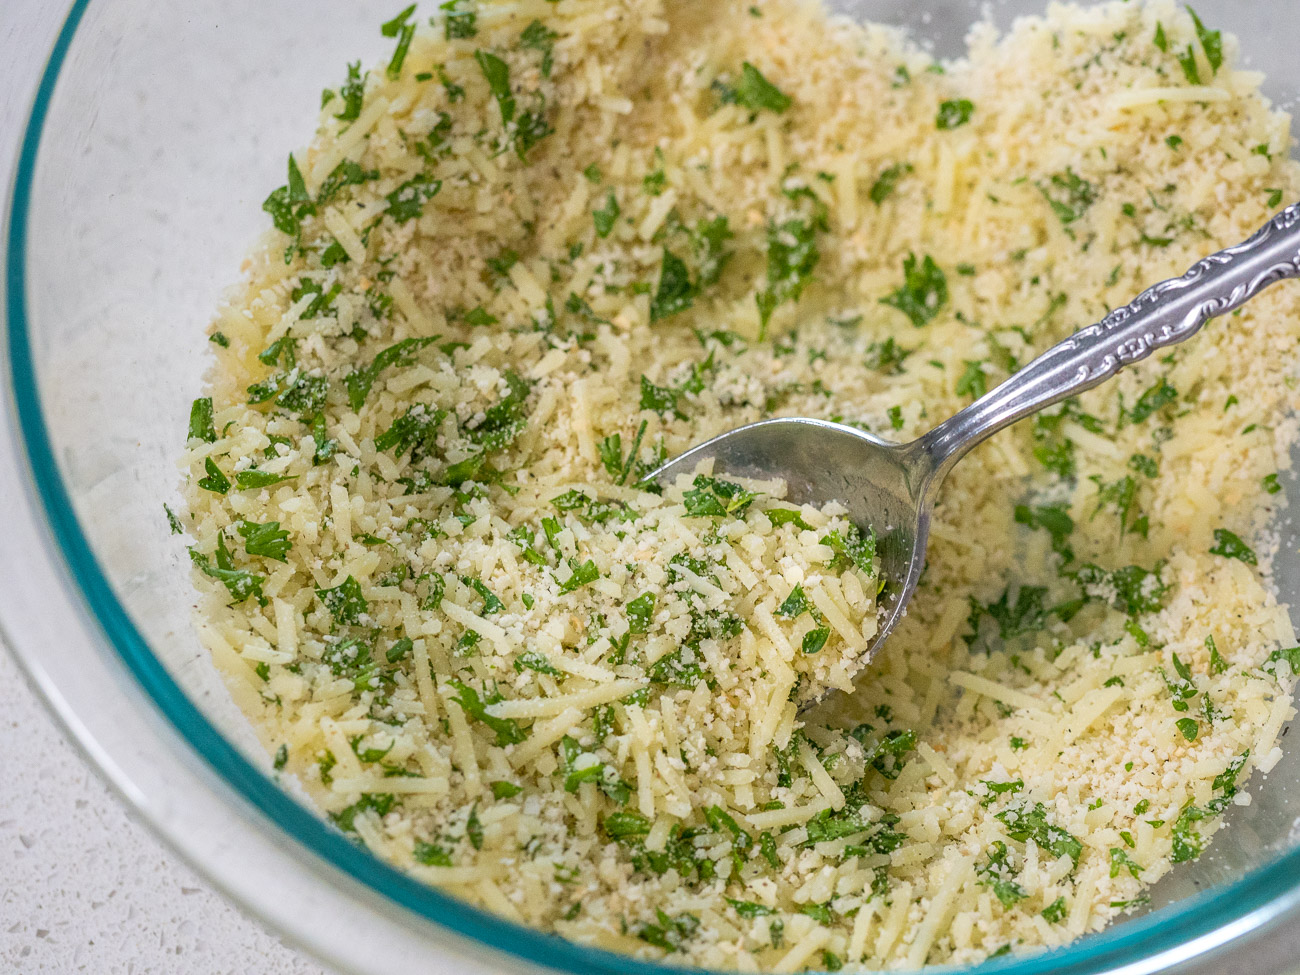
[178,0,1300,968]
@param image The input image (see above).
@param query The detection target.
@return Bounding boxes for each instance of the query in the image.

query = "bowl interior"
[9,0,1300,972]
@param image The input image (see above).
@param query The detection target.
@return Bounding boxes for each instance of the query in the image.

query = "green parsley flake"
[881,253,948,327]
[936,98,974,129]
[734,62,791,113]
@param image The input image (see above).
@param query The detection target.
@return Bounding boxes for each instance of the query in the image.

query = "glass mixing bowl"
[5,1,1300,973]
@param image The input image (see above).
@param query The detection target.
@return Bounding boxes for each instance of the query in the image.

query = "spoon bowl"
[653,417,933,678]
[652,202,1300,701]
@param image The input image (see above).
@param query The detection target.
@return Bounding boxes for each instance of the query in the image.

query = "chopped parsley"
[767,507,812,531]
[802,627,830,654]
[733,62,791,113]
[466,804,483,849]
[592,191,620,237]
[188,397,216,443]
[164,504,184,535]
[975,779,1024,807]
[693,214,734,288]
[640,374,681,418]
[881,253,948,327]
[551,489,634,525]
[955,360,988,400]
[626,592,656,635]
[968,585,1050,643]
[1041,896,1068,923]
[996,801,1083,867]
[447,679,529,746]
[1209,528,1256,565]
[977,841,1027,908]
[519,19,558,77]
[461,370,531,453]
[375,404,446,460]
[1160,653,1198,712]
[414,840,453,866]
[462,575,505,614]
[1039,169,1097,226]
[1129,453,1159,478]
[1014,503,1074,563]
[345,337,439,410]
[317,159,380,205]
[261,154,314,259]
[441,0,477,39]
[385,173,441,223]
[650,248,695,321]
[475,49,515,124]
[330,61,366,122]
[869,162,913,204]
[603,810,652,841]
[234,469,297,490]
[798,903,833,925]
[1208,751,1249,812]
[821,524,876,575]
[853,728,916,780]
[198,458,231,495]
[189,534,265,605]
[1074,562,1169,616]
[514,651,560,676]
[381,5,417,80]
[1187,7,1223,74]
[757,204,826,336]
[385,637,413,664]
[1206,634,1228,675]
[636,910,699,953]
[598,421,649,485]
[316,576,368,625]
[643,153,666,195]
[727,899,773,918]
[936,98,974,129]
[331,792,396,833]
[866,336,912,374]
[1171,802,1207,862]
[237,520,292,562]
[1125,377,1177,425]
[557,558,600,593]
[1091,474,1142,537]
[683,475,757,518]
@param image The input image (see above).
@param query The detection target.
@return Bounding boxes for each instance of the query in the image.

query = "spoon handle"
[916,202,1300,483]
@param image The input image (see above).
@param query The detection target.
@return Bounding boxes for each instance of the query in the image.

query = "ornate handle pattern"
[915,202,1300,483]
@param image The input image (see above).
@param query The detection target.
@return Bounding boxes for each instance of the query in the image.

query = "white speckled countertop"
[0,647,329,974]
[0,4,328,972]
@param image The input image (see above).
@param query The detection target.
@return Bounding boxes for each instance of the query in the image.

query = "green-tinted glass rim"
[4,2,1299,973]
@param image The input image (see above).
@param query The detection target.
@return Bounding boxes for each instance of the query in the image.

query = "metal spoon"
[652,203,1300,701]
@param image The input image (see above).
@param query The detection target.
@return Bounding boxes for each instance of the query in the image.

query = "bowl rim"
[6,2,1300,974]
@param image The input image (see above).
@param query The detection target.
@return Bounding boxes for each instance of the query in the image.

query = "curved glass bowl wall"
[5,1,1300,973]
